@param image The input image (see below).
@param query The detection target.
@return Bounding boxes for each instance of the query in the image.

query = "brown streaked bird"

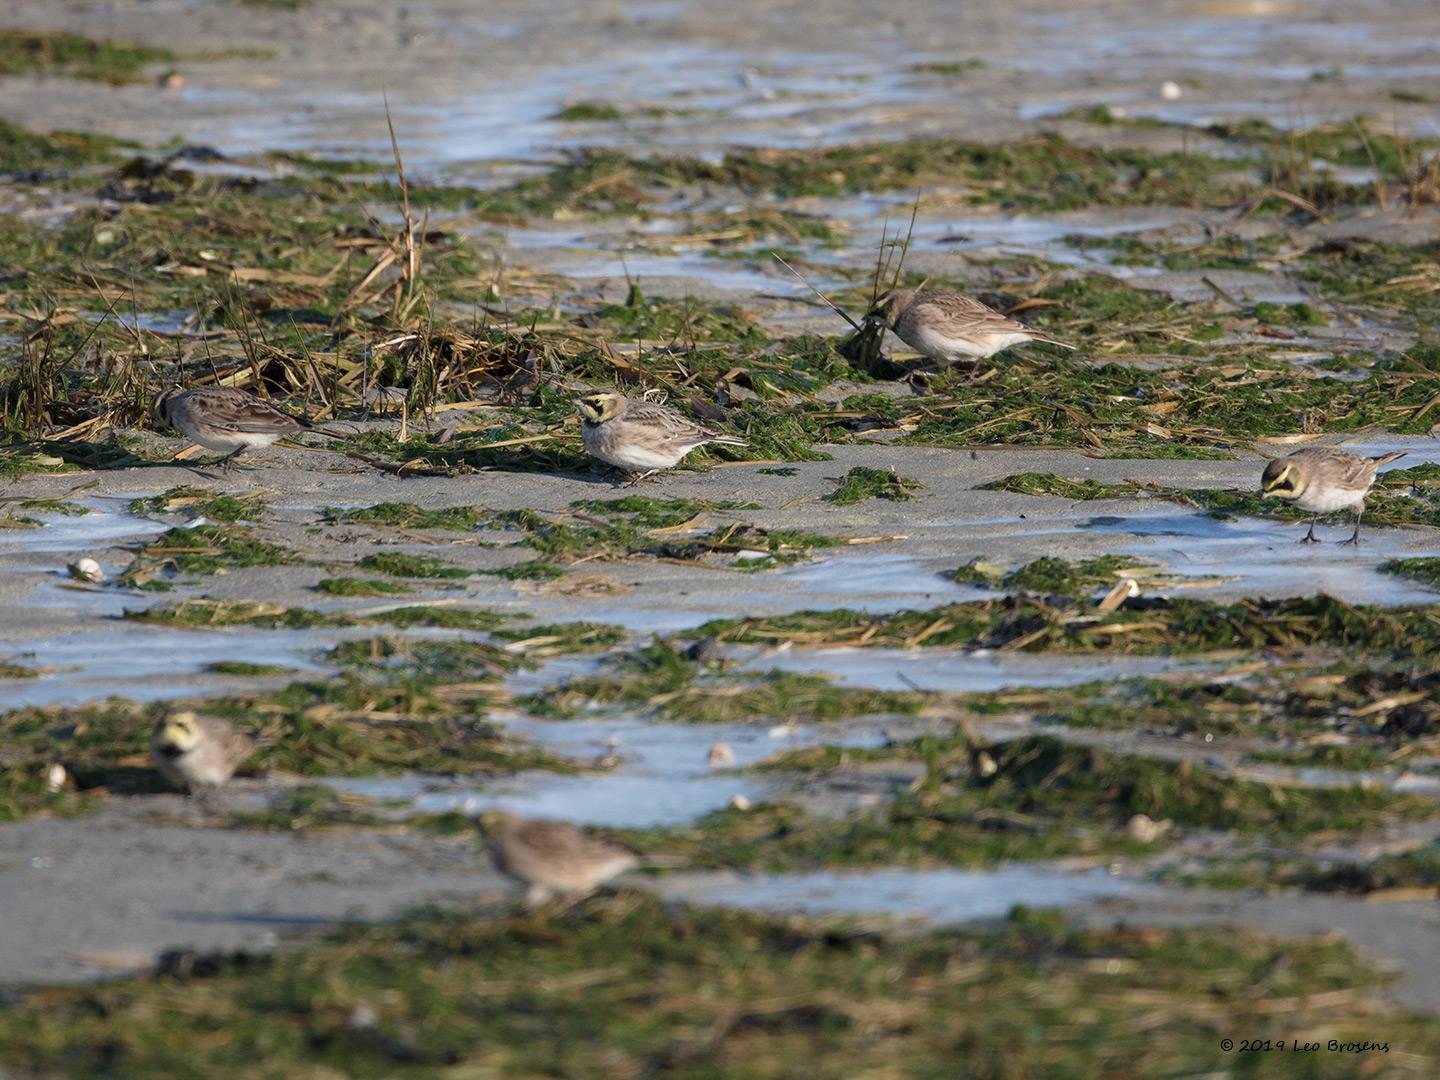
[576,391,746,481]
[867,287,1075,367]
[155,386,346,468]
[482,811,640,907]
[1260,447,1406,545]
[149,710,256,792]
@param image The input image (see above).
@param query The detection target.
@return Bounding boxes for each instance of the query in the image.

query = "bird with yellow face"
[149,711,256,792]
[575,391,746,482]
[1260,447,1405,545]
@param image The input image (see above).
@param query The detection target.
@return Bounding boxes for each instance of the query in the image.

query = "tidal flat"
[3,0,1440,1073]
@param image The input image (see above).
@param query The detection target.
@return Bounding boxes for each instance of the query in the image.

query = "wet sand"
[3,0,1440,1022]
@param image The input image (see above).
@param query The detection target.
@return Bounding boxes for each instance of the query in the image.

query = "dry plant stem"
[771,253,861,331]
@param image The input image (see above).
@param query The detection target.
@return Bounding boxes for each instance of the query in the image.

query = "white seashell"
[708,743,735,769]
[67,558,104,583]
[1126,813,1172,844]
[46,763,68,793]
[729,794,751,811]
[1160,80,1183,100]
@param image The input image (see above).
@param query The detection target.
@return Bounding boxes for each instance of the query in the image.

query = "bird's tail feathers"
[1372,451,1407,467]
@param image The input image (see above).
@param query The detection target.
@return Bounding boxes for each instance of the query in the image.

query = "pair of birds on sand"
[155,385,745,482]
[150,711,642,906]
[860,290,1408,543]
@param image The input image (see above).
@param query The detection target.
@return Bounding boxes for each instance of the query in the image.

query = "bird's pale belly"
[187,429,283,453]
[1293,487,1365,514]
[898,322,1031,363]
[583,427,685,470]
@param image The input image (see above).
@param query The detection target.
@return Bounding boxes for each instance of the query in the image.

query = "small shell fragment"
[1160,80,1183,100]
[708,742,735,769]
[46,763,68,793]
[1126,813,1172,844]
[729,794,751,811]
[67,558,104,584]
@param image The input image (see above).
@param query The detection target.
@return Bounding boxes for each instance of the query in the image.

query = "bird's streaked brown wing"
[915,293,1073,348]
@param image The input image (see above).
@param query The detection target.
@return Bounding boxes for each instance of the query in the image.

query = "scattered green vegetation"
[698,593,1440,657]
[313,577,414,598]
[983,463,1440,529]
[0,657,36,679]
[0,30,175,84]
[570,495,762,527]
[640,732,1434,872]
[126,599,353,630]
[0,899,1428,1077]
[823,466,925,505]
[490,621,628,655]
[365,606,508,632]
[129,487,267,523]
[326,502,486,532]
[482,558,566,581]
[550,101,626,122]
[524,641,922,725]
[116,524,295,587]
[953,555,1148,598]
[0,116,129,172]
[1253,301,1328,327]
[488,507,842,572]
[911,58,986,75]
[205,660,296,676]
[982,473,1135,500]
[356,552,472,579]
[1382,556,1440,589]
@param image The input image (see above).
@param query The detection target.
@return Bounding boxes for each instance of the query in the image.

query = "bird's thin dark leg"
[1339,505,1364,547]
[1299,515,1321,544]
[179,460,222,480]
[624,469,661,487]
[215,447,247,473]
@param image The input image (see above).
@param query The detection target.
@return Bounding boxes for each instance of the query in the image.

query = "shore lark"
[577,391,746,481]
[1260,447,1406,545]
[866,288,1075,368]
[149,710,256,791]
[155,386,345,468]
[482,811,639,907]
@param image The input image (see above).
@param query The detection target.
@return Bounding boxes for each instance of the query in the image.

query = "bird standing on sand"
[866,287,1074,368]
[576,391,746,482]
[483,811,640,907]
[149,710,256,792]
[1260,447,1406,545]
[156,386,346,468]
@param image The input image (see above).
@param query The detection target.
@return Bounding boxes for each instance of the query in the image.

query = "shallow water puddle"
[319,710,887,829]
[1084,512,1440,605]
[0,498,168,558]
[735,646,1212,693]
[2,625,333,709]
[532,552,981,634]
[656,864,1156,923]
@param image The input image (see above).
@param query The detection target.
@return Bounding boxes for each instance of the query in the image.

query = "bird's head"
[865,287,917,328]
[1261,459,1304,501]
[152,711,201,756]
[576,391,625,424]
